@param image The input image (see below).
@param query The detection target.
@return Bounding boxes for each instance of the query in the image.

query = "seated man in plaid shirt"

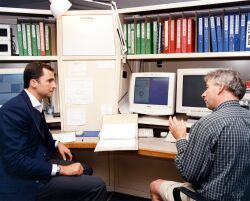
[150,69,250,201]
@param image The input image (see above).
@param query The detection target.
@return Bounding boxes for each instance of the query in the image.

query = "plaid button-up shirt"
[175,100,250,201]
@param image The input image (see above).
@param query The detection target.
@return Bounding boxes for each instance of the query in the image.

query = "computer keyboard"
[138,128,154,138]
[163,132,190,143]
[186,118,198,124]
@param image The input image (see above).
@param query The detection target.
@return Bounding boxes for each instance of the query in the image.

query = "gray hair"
[204,69,246,99]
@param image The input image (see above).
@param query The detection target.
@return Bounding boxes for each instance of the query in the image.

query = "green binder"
[145,22,152,54]
[16,24,24,56]
[152,21,158,54]
[21,23,28,56]
[127,23,131,54]
[135,23,141,54]
[36,24,41,56]
[45,24,51,56]
[31,24,38,56]
[130,23,135,55]
[140,22,146,54]
[26,24,32,56]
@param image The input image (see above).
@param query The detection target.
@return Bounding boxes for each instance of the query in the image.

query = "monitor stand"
[138,115,169,126]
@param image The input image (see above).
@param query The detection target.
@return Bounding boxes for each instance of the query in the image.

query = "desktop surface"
[65,137,177,159]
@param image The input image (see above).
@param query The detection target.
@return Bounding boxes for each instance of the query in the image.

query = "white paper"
[67,108,86,126]
[65,78,93,104]
[67,63,87,77]
[52,132,76,143]
[95,139,136,151]
[99,123,136,140]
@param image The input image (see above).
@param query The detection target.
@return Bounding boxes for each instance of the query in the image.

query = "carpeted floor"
[107,192,151,201]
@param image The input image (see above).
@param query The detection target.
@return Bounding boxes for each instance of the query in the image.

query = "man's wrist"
[56,165,61,176]
[55,140,60,148]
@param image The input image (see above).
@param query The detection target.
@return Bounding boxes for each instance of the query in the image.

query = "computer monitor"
[176,68,217,118]
[0,68,24,107]
[129,72,176,116]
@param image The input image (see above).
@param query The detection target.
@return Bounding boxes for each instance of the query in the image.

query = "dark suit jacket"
[0,90,56,201]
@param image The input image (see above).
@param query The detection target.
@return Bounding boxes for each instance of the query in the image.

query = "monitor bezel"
[129,72,176,116]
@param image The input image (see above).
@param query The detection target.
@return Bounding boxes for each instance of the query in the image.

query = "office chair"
[173,185,250,201]
[173,187,207,201]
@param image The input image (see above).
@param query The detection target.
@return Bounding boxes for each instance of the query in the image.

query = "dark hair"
[23,62,54,89]
[204,69,246,99]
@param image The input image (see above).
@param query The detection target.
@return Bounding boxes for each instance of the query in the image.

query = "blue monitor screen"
[134,77,169,105]
[0,74,23,106]
[182,75,206,108]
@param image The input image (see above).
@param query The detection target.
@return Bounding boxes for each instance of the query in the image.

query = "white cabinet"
[57,11,122,131]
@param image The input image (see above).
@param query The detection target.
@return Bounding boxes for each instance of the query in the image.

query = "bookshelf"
[0,7,60,124]
[117,0,250,96]
[120,0,250,57]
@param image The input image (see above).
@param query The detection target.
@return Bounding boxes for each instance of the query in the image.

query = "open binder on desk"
[94,114,138,152]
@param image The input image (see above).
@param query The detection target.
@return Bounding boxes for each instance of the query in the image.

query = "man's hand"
[59,163,84,176]
[58,142,73,161]
[169,116,187,141]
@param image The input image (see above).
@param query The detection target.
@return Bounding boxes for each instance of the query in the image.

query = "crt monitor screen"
[182,75,206,108]
[134,77,169,105]
[0,70,24,107]
[129,72,176,116]
[176,68,217,117]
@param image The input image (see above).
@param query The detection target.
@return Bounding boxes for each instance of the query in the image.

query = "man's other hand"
[169,116,187,141]
[59,163,84,176]
[58,142,73,161]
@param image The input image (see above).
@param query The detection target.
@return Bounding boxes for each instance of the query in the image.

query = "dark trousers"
[37,160,107,201]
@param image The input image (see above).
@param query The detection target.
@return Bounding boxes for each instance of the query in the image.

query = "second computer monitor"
[0,68,24,107]
[129,72,176,116]
[176,68,217,118]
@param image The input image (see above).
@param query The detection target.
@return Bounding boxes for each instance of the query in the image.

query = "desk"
[65,137,177,159]
[64,137,180,198]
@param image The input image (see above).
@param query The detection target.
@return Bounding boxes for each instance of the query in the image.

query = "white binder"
[95,114,138,152]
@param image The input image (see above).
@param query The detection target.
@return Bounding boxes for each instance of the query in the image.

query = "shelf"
[118,0,248,14]
[126,52,250,60]
[0,7,52,15]
[0,56,59,61]
[45,114,61,123]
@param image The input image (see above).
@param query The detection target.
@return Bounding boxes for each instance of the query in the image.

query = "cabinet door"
[62,15,116,56]
[61,60,119,131]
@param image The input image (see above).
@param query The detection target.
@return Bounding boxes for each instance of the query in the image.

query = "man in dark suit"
[0,62,107,201]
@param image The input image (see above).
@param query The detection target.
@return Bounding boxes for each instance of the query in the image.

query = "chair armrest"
[173,187,207,201]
